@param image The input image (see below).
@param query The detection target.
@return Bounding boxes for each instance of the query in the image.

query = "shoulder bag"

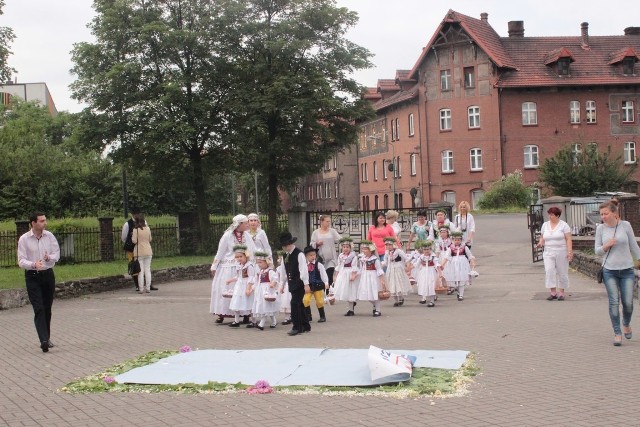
[597,222,618,284]
[128,229,141,276]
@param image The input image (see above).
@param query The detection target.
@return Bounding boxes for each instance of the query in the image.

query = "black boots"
[318,307,326,323]
[305,306,312,322]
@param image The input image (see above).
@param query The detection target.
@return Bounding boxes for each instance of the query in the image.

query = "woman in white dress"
[310,214,341,288]
[247,213,272,258]
[210,215,257,324]
[227,245,256,327]
[356,240,386,317]
[453,201,476,248]
[535,206,573,301]
[276,251,292,325]
[446,231,476,301]
[385,210,402,244]
[252,251,279,330]
[332,237,360,316]
[383,237,412,307]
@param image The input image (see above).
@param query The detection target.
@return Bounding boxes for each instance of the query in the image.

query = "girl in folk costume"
[383,237,412,307]
[227,245,257,327]
[333,237,360,316]
[435,225,453,292]
[210,214,257,324]
[445,231,477,301]
[275,251,292,325]
[355,240,387,317]
[247,213,273,259]
[253,251,279,330]
[413,240,441,307]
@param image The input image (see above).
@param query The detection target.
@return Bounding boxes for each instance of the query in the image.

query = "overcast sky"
[3,0,638,113]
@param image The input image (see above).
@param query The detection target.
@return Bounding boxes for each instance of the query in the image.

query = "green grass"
[0,256,212,290]
[61,350,478,397]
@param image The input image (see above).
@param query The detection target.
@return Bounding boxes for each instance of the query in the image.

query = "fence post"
[98,217,115,262]
[15,220,30,239]
[178,212,200,255]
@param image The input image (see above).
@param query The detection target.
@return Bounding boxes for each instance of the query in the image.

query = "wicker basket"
[327,295,336,305]
[222,292,234,299]
[264,294,277,302]
[378,290,391,300]
[435,276,448,294]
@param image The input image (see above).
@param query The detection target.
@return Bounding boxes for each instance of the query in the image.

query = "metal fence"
[0,230,17,267]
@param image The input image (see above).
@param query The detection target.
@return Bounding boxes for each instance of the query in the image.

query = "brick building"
[359,10,640,210]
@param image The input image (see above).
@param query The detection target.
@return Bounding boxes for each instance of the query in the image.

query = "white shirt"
[17,230,60,270]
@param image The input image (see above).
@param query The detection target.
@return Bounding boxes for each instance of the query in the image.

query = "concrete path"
[1,213,638,426]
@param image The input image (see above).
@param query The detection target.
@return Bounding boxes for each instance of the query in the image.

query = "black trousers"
[25,269,55,344]
[290,287,310,332]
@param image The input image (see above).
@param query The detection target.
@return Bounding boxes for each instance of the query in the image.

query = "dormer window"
[558,58,570,76]
[623,57,636,75]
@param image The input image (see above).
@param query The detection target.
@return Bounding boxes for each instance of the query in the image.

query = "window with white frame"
[333,156,337,170]
[373,161,378,181]
[470,148,482,171]
[440,109,452,131]
[440,69,451,91]
[471,189,484,210]
[522,102,537,125]
[324,159,331,171]
[395,118,399,140]
[317,183,322,199]
[464,66,475,88]
[524,145,539,168]
[326,182,331,198]
[622,100,635,123]
[382,159,388,179]
[390,119,397,141]
[364,163,368,182]
[570,101,580,124]
[335,181,339,199]
[383,194,389,209]
[360,163,365,182]
[572,143,582,165]
[396,156,401,177]
[625,142,636,164]
[308,185,313,200]
[586,100,596,124]
[408,113,414,136]
[468,106,480,129]
[441,150,454,173]
[443,191,456,206]
[410,153,417,176]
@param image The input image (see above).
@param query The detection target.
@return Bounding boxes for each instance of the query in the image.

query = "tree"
[0,0,15,82]
[538,144,637,196]
[71,0,236,248]
[478,170,531,209]
[223,0,374,238]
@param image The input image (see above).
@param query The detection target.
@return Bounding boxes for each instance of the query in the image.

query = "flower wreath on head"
[359,239,376,253]
[339,236,353,245]
[450,231,464,239]
[233,244,248,253]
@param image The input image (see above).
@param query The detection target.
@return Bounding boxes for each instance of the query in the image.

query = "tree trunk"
[267,162,279,247]
[189,153,212,251]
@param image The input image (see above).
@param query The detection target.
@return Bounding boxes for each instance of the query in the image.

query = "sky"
[2,0,639,113]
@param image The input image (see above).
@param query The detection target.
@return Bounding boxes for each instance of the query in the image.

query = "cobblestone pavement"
[2,213,640,426]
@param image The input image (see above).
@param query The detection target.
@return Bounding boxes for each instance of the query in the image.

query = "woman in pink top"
[367,211,399,262]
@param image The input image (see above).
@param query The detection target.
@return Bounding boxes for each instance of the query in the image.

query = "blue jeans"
[602,268,635,336]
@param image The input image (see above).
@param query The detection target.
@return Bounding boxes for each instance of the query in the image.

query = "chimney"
[508,21,524,37]
[480,13,488,23]
[624,26,640,35]
[581,22,590,49]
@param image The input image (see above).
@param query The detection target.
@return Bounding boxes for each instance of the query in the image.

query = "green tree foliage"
[223,0,374,237]
[0,101,121,218]
[0,1,15,82]
[70,0,237,245]
[478,170,531,209]
[538,144,636,196]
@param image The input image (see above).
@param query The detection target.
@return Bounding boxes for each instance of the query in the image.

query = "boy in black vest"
[303,246,329,323]
[280,232,311,336]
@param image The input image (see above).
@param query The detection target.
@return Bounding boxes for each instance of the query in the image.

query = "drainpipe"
[498,87,506,176]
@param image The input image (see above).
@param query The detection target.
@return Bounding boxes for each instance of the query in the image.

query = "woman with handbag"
[536,206,573,301]
[595,199,640,346]
[132,213,153,294]
[310,214,341,288]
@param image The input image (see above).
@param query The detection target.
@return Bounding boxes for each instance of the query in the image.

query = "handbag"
[128,229,141,275]
[597,222,618,284]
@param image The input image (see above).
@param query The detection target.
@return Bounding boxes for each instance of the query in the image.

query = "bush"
[478,170,531,209]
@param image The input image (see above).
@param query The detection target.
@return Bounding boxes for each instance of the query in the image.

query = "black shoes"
[318,318,326,323]
[427,302,435,307]
[372,310,381,317]
[282,318,292,325]
[150,285,158,291]
[457,295,464,301]
[344,310,354,316]
[242,316,251,324]
[228,322,240,327]
[215,316,224,324]
[546,294,557,301]
[256,325,264,331]
[40,341,49,353]
[557,295,565,301]
[246,323,256,328]
[419,300,427,304]
[48,341,55,348]
[287,329,300,336]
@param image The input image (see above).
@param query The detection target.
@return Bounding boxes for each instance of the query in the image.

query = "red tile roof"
[373,83,419,112]
[498,35,640,87]
[608,47,640,64]
[543,47,575,65]
[377,79,401,92]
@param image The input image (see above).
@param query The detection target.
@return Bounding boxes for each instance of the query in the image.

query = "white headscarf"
[225,214,248,233]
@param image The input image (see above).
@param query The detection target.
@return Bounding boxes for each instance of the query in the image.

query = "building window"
[586,101,596,124]
[390,119,397,141]
[410,153,417,176]
[622,100,635,123]
[440,69,451,91]
[557,58,570,76]
[333,156,337,170]
[374,195,379,210]
[398,193,403,209]
[317,183,322,199]
[382,159,388,179]
[362,196,366,210]
[443,191,456,206]
[364,163,368,182]
[464,66,475,88]
[383,194,389,209]
[570,101,580,124]
[623,57,635,75]
[471,189,484,210]
[522,102,537,125]
[625,142,636,164]
[524,145,539,168]
[394,118,399,140]
[408,113,414,136]
[308,185,313,200]
[360,163,365,182]
[441,150,454,173]
[326,182,331,198]
[470,148,482,171]
[468,106,480,129]
[395,156,401,178]
[572,143,582,165]
[335,181,339,199]
[324,159,331,171]
[440,109,452,131]
[373,161,378,181]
